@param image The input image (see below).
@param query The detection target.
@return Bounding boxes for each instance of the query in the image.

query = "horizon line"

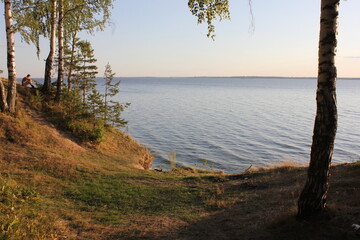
[29,76,360,79]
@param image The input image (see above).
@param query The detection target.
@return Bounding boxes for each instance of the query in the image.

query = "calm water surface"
[112,77,360,173]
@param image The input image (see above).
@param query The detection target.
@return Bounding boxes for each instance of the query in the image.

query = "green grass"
[0,175,61,240]
[64,171,218,222]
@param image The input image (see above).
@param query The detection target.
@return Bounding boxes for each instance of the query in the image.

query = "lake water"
[111,77,359,173]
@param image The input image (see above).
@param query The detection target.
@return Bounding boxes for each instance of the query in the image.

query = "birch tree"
[4,0,48,112]
[11,0,55,94]
[54,0,113,99]
[11,0,113,97]
[43,0,57,93]
[297,0,339,220]
[188,0,341,219]
[4,0,17,113]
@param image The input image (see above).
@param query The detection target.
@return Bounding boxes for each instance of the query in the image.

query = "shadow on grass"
[108,163,360,240]
[148,164,360,240]
[141,205,359,240]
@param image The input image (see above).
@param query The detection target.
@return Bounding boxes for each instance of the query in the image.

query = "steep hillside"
[0,99,153,176]
[0,85,154,239]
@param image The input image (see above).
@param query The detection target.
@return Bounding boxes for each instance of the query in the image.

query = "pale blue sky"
[1,0,359,78]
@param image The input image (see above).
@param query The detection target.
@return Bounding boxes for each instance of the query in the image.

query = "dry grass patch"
[97,128,153,169]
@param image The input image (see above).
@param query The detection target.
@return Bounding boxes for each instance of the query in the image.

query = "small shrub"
[29,90,44,110]
[65,118,104,143]
[44,89,105,143]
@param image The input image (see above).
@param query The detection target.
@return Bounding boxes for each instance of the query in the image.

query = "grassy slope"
[0,86,359,240]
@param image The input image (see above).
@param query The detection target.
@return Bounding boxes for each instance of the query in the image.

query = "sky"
[0,0,360,78]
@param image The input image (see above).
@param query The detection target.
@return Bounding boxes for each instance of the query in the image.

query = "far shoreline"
[23,76,360,81]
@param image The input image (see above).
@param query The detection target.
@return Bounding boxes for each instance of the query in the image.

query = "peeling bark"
[297,0,339,220]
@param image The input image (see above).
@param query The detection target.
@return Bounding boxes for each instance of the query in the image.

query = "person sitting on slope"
[21,74,35,88]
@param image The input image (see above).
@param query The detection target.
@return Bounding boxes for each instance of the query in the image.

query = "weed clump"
[64,117,105,143]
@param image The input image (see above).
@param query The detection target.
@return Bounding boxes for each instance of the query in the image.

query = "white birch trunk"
[55,0,64,101]
[298,0,339,220]
[43,0,57,93]
[4,0,17,113]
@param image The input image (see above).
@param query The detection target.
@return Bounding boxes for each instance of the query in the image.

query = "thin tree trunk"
[297,0,339,220]
[0,79,8,112]
[4,0,17,113]
[43,0,57,94]
[82,60,86,104]
[104,84,108,121]
[67,32,78,90]
[55,0,64,102]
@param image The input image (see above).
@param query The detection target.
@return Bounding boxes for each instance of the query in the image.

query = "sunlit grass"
[65,173,208,220]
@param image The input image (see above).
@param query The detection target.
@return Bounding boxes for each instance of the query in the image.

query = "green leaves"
[64,0,113,36]
[12,0,49,57]
[188,0,231,39]
[188,0,254,38]
[12,0,114,61]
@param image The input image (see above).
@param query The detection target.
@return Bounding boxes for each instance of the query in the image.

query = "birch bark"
[4,0,17,113]
[55,0,64,101]
[297,0,339,220]
[0,79,8,112]
[43,0,57,94]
